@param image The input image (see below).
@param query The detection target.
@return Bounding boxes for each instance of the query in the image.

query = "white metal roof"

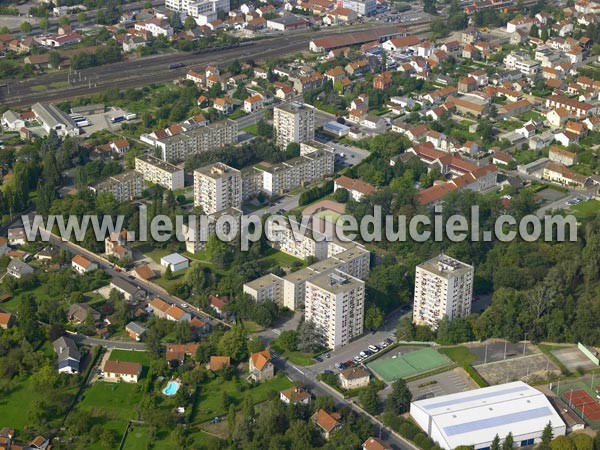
[411,381,566,449]
[161,253,188,265]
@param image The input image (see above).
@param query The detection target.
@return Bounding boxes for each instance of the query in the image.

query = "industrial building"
[410,381,566,450]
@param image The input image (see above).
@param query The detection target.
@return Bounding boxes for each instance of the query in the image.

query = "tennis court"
[368,347,452,382]
[564,390,600,421]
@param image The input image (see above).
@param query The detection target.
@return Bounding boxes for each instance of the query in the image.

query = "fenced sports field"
[554,378,600,429]
[367,347,452,382]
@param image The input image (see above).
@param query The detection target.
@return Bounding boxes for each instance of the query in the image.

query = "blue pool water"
[163,380,181,396]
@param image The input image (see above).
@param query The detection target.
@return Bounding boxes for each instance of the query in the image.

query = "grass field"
[193,375,293,423]
[109,349,151,366]
[0,377,41,430]
[569,200,600,220]
[438,346,477,365]
[314,209,342,223]
[367,347,451,382]
[75,382,145,448]
[243,124,259,135]
[122,426,222,450]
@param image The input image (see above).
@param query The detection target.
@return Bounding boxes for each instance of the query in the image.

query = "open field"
[368,347,451,382]
[74,382,145,449]
[569,200,600,220]
[192,375,293,423]
[109,349,151,366]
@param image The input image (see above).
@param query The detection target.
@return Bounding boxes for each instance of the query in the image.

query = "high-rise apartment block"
[134,154,184,190]
[413,254,474,329]
[305,270,365,349]
[165,0,229,25]
[154,120,237,162]
[89,171,144,203]
[194,163,241,215]
[273,102,315,149]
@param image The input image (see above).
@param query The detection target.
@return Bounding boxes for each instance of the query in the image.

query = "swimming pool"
[163,380,181,396]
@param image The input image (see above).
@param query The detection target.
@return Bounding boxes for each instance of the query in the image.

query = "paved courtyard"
[474,353,558,385]
[407,368,476,401]
[552,347,598,372]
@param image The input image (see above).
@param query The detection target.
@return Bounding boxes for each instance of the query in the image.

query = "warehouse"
[410,381,566,450]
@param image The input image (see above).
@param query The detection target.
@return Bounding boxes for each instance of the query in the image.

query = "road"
[0,21,431,108]
[71,333,146,350]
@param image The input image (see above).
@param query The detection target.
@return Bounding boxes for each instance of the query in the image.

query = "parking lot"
[407,368,476,401]
[552,347,598,372]
[78,107,132,135]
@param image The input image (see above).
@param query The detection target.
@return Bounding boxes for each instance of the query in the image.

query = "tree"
[541,27,549,41]
[20,22,32,34]
[277,330,298,351]
[218,326,249,361]
[502,433,514,450]
[183,16,197,30]
[164,265,173,280]
[233,82,249,101]
[364,305,384,331]
[297,320,322,352]
[40,17,50,32]
[333,187,349,203]
[171,425,189,449]
[539,421,553,450]
[551,436,575,450]
[571,434,593,450]
[49,51,61,69]
[491,434,501,450]
[59,15,70,27]
[77,12,87,24]
[529,22,539,37]
[359,384,380,415]
[386,379,412,414]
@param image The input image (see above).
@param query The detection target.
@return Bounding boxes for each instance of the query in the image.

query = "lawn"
[239,320,264,334]
[154,271,187,293]
[193,375,293,423]
[122,426,222,450]
[0,376,41,430]
[137,245,172,264]
[229,109,247,120]
[285,352,315,366]
[438,346,477,365]
[569,200,600,220]
[75,381,145,446]
[243,124,259,135]
[109,349,151,366]
[260,249,304,268]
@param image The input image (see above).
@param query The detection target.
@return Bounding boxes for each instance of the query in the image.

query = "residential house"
[35,246,58,263]
[148,297,192,322]
[104,230,133,262]
[249,349,274,382]
[213,97,234,114]
[334,175,377,201]
[166,343,199,367]
[126,322,148,341]
[0,237,7,256]
[133,264,156,281]
[244,94,264,112]
[110,277,142,302]
[312,409,342,439]
[207,355,231,371]
[373,71,392,90]
[543,162,589,188]
[68,303,100,324]
[7,228,26,246]
[72,254,98,274]
[208,294,228,316]
[0,310,15,330]
[102,360,142,383]
[280,386,311,405]
[339,366,370,389]
[546,107,571,128]
[363,437,391,450]
[549,146,578,166]
[53,336,81,374]
[7,259,34,279]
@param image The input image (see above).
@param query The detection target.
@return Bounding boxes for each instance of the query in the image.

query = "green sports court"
[314,209,342,224]
[367,347,451,382]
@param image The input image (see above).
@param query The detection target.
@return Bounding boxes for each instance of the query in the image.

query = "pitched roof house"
[249,349,274,382]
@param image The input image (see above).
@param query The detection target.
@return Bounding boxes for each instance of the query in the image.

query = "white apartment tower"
[413,254,474,329]
[305,270,365,350]
[194,163,241,215]
[273,102,315,149]
[165,0,230,24]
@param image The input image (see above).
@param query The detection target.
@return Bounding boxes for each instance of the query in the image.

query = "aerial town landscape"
[2,0,600,448]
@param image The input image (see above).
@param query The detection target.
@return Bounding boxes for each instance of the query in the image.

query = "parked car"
[315,356,323,362]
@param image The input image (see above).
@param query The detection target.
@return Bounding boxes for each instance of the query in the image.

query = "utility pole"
[523,333,528,357]
[503,339,507,360]
[484,342,488,364]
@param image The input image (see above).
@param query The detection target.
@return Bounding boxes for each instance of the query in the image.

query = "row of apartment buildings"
[243,239,370,349]
[141,119,238,162]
